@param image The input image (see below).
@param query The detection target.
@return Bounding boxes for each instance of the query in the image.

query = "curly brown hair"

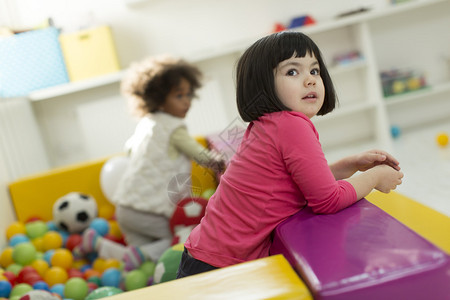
[121,55,202,117]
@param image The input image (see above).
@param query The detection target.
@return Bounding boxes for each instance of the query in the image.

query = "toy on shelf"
[436,132,449,147]
[380,68,427,97]
[332,50,363,67]
[272,15,316,33]
[391,125,401,139]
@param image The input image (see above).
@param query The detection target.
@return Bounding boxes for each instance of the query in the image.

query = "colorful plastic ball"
[0,248,14,268]
[92,258,106,273]
[2,271,16,285]
[9,234,30,247]
[31,259,49,277]
[43,250,55,265]
[10,283,32,298]
[83,269,101,280]
[72,259,89,270]
[64,277,89,300]
[436,132,449,147]
[0,280,12,298]
[49,283,65,298]
[68,268,83,278]
[32,280,50,291]
[51,248,73,270]
[89,218,109,236]
[100,268,121,288]
[46,222,58,232]
[44,266,68,287]
[107,221,122,239]
[103,259,121,270]
[87,275,101,287]
[42,232,63,251]
[12,242,36,266]
[201,188,216,200]
[17,266,41,285]
[125,269,147,291]
[98,205,115,220]
[31,237,45,252]
[87,281,98,292]
[25,221,48,239]
[6,264,22,275]
[6,222,26,241]
[390,125,401,139]
[65,234,82,251]
[139,261,156,278]
[85,286,123,300]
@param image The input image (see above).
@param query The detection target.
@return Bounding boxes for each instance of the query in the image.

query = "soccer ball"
[153,243,184,284]
[52,192,98,233]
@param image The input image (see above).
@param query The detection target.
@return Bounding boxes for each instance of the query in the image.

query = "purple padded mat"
[270,199,450,300]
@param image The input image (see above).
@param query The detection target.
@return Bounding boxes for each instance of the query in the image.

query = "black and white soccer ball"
[52,192,98,233]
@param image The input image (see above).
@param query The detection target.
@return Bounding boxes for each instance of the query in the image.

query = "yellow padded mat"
[367,191,450,254]
[108,255,312,300]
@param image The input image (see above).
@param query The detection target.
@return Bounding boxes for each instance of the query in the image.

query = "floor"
[324,120,450,218]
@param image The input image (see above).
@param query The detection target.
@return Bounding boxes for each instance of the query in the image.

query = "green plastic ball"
[125,270,148,291]
[10,283,33,298]
[12,242,36,266]
[64,277,89,300]
[25,221,48,239]
[139,260,156,278]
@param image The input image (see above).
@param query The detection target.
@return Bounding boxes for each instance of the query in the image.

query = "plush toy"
[153,243,184,284]
[52,192,98,233]
[169,197,208,245]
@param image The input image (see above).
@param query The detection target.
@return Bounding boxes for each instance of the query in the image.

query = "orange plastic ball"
[6,222,26,240]
[44,266,68,286]
[83,269,101,280]
[42,232,63,251]
[51,249,73,270]
[0,248,14,268]
[31,259,49,277]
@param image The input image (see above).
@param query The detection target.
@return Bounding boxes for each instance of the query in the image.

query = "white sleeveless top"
[113,112,192,217]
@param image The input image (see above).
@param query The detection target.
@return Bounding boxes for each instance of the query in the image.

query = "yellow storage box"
[59,25,120,81]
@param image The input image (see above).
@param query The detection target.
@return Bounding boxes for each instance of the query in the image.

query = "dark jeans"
[176,247,218,279]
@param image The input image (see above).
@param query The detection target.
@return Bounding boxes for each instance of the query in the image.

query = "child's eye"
[311,68,320,75]
[286,69,298,76]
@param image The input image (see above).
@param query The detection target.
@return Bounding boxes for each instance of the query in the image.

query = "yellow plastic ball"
[108,221,122,239]
[31,259,49,277]
[6,222,26,240]
[44,266,68,286]
[0,247,14,268]
[436,133,449,147]
[92,258,106,273]
[42,232,63,251]
[72,259,89,270]
[51,248,73,270]
[103,258,121,270]
[31,237,46,252]
[98,205,115,220]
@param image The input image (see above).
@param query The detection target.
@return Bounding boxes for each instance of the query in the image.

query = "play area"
[0,133,449,300]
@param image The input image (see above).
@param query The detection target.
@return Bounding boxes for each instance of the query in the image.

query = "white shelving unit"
[26,0,450,168]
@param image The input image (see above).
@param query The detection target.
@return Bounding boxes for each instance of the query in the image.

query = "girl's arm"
[329,150,401,180]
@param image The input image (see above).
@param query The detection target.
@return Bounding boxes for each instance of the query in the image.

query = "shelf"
[28,70,126,101]
[314,101,376,124]
[384,81,450,107]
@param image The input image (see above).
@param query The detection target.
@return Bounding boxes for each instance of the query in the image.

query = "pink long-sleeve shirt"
[185,111,357,267]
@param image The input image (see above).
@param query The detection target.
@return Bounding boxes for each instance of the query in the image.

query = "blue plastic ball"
[391,125,401,139]
[0,280,12,298]
[50,283,65,297]
[89,218,109,237]
[9,234,30,246]
[101,268,121,288]
[33,280,50,291]
[43,249,55,265]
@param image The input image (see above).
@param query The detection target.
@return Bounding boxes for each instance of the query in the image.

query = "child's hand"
[373,164,404,193]
[353,150,400,172]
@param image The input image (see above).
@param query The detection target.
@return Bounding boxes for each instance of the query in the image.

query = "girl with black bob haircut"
[236,31,336,122]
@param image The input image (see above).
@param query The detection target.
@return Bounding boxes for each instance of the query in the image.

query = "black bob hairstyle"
[236,31,338,122]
